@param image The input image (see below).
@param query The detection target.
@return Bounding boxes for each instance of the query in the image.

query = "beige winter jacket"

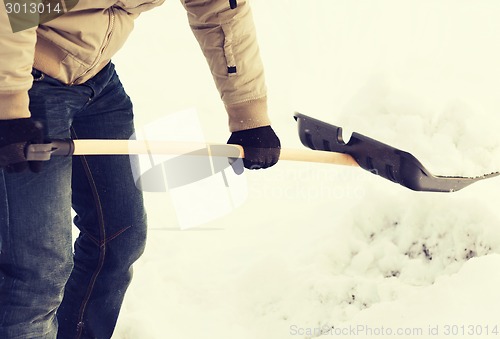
[0,0,270,132]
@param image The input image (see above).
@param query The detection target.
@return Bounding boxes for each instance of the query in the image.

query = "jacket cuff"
[226,97,271,132]
[0,91,31,120]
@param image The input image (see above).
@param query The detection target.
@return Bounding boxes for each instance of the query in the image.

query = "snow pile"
[193,183,499,339]
[337,254,500,339]
[334,74,500,177]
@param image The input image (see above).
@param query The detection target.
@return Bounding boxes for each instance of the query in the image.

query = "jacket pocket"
[221,23,237,77]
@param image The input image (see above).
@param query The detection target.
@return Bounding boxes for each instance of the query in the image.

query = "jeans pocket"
[31,68,45,82]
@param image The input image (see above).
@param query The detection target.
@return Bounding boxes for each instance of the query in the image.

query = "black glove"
[0,118,44,173]
[227,125,281,170]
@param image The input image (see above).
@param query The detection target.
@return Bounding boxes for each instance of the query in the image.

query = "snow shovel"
[26,115,498,192]
[294,112,499,192]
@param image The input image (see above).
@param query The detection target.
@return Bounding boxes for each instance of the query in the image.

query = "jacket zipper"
[70,7,116,85]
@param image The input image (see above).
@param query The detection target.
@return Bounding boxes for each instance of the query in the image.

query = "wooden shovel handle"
[71,139,359,167]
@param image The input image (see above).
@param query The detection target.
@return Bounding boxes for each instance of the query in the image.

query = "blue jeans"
[0,63,147,339]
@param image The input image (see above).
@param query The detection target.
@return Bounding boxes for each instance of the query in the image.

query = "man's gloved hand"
[227,125,281,170]
[0,118,44,173]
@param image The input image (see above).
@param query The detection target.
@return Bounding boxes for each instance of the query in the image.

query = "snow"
[110,1,500,338]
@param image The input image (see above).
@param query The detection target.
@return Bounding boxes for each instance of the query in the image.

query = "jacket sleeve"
[181,0,271,132]
[0,8,37,119]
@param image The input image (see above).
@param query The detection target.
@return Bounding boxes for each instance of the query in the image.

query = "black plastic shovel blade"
[294,113,499,192]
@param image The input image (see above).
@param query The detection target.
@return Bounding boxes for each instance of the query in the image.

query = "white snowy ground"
[110,1,500,338]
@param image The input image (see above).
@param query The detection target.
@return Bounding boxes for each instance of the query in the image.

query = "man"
[0,0,280,338]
